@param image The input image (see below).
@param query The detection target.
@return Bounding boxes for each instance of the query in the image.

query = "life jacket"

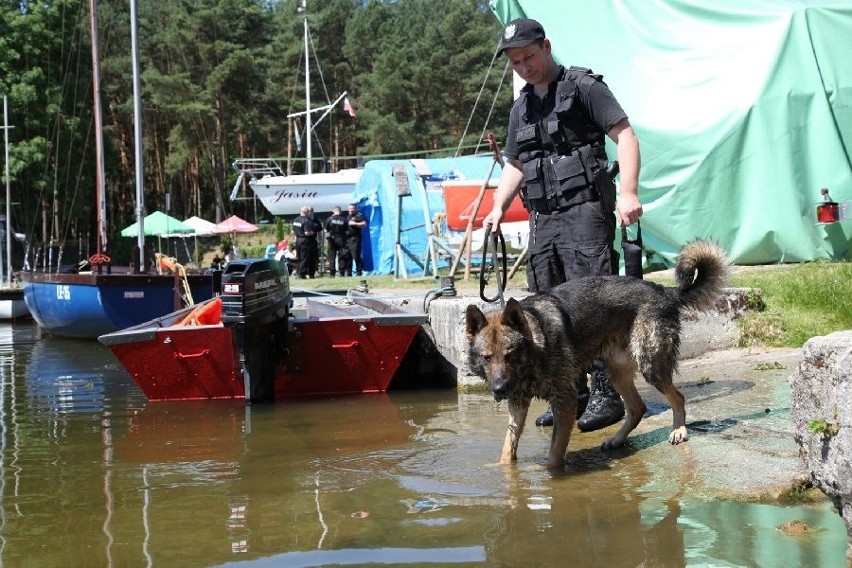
[514,66,610,214]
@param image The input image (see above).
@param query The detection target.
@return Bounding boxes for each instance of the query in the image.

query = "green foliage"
[807,418,839,437]
[754,362,785,371]
[731,261,852,347]
[220,235,233,255]
[3,0,508,250]
[274,217,285,242]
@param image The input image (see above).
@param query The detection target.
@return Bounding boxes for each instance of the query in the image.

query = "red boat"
[442,180,529,232]
[98,259,427,402]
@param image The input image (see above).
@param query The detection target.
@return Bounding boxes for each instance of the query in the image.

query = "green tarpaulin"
[489,0,852,264]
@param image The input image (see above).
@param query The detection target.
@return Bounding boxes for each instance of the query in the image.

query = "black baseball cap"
[497,18,545,55]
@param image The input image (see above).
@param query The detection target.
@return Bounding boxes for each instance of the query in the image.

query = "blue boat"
[21,269,218,339]
[20,0,219,340]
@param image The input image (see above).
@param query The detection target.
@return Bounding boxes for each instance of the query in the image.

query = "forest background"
[0,0,511,263]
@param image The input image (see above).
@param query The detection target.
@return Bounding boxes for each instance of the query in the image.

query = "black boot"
[534,374,591,427]
[577,363,625,432]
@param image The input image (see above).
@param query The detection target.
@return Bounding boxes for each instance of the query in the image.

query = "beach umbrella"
[120,211,195,238]
[211,215,259,235]
[181,215,218,237]
[211,215,259,260]
[162,216,218,264]
[121,211,195,262]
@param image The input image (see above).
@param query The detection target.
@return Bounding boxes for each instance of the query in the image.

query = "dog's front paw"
[600,435,627,450]
[669,426,689,444]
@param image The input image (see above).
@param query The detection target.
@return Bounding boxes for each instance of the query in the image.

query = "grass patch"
[729,261,852,347]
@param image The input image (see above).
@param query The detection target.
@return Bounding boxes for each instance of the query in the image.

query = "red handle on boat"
[174,349,210,359]
[331,341,359,349]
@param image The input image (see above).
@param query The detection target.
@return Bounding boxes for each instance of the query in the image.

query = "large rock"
[790,330,852,564]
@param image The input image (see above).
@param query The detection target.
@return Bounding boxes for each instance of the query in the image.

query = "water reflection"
[0,322,847,567]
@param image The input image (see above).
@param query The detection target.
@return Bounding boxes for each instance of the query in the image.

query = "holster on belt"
[595,166,617,214]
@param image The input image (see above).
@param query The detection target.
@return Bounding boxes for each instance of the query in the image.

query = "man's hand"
[484,159,524,234]
[482,207,505,235]
[617,193,643,226]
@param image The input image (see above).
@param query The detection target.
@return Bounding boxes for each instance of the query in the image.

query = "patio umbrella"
[121,211,195,263]
[211,215,259,260]
[211,215,258,235]
[182,215,218,237]
[162,216,218,264]
[120,211,195,238]
[163,215,217,238]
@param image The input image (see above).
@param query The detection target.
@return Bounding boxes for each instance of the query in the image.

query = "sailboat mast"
[3,96,12,286]
[130,0,146,271]
[89,0,107,256]
[304,15,312,175]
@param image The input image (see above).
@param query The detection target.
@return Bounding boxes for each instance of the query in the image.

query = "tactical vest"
[326,214,347,244]
[515,66,611,214]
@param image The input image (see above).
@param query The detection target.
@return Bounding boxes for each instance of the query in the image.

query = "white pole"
[130,0,146,271]
[3,96,11,286]
[304,15,312,175]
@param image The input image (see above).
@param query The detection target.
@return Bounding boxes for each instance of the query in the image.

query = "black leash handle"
[479,226,507,306]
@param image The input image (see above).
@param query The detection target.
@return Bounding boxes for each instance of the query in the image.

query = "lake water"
[0,320,847,567]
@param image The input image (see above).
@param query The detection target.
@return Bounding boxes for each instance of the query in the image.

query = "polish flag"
[342,96,356,118]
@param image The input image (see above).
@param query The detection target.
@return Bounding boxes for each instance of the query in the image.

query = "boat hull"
[99,296,426,401]
[249,169,362,216]
[279,315,420,397]
[0,287,30,320]
[22,270,217,339]
[442,180,528,232]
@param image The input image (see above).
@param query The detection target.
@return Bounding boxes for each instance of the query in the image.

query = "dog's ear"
[465,304,487,339]
[501,298,529,334]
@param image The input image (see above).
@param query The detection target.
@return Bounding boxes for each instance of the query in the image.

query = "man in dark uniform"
[324,206,349,277]
[345,203,367,277]
[483,18,643,431]
[292,205,321,279]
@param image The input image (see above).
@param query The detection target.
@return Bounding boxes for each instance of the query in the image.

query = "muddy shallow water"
[0,321,846,567]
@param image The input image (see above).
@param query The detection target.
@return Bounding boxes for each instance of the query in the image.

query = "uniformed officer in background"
[324,206,349,277]
[345,203,367,277]
[292,205,322,279]
[482,18,643,431]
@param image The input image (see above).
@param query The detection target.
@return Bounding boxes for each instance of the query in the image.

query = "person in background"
[292,206,321,278]
[482,18,642,431]
[275,241,299,276]
[324,206,350,277]
[345,203,367,277]
[307,206,324,276]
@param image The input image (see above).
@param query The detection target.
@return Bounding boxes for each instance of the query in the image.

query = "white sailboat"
[230,3,361,216]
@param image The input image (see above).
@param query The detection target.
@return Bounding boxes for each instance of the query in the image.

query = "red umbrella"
[211,215,259,235]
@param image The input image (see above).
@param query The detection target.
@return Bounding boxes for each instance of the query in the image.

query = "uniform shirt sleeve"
[576,76,628,134]
[503,99,523,160]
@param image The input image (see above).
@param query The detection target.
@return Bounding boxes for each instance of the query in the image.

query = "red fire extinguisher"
[816,188,840,224]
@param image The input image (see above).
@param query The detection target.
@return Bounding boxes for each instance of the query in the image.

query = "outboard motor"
[220,258,292,403]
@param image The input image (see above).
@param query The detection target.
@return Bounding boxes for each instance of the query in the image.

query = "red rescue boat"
[98,259,427,402]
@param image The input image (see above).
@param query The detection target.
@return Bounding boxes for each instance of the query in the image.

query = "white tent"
[164,215,217,238]
[163,215,218,264]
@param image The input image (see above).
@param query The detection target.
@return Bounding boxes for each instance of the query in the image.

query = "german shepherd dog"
[465,240,730,468]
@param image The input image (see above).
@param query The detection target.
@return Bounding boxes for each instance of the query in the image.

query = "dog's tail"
[674,240,731,312]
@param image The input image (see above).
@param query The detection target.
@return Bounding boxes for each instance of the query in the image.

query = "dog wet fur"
[465,240,730,469]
